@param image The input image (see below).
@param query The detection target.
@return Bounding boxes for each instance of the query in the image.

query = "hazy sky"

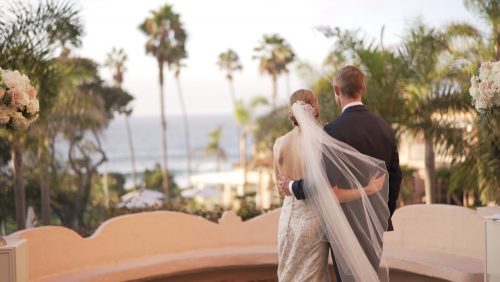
[63,1,483,116]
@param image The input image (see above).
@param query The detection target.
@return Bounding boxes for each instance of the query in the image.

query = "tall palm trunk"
[228,77,237,107]
[271,74,278,110]
[228,77,243,177]
[11,133,26,230]
[39,137,51,225]
[158,61,170,205]
[239,131,248,189]
[102,162,109,208]
[175,76,192,185]
[424,134,436,204]
[216,154,221,173]
[124,114,138,190]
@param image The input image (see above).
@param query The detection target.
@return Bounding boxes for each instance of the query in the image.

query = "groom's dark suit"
[290,104,402,280]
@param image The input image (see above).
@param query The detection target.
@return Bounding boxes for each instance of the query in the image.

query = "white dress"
[277,195,330,281]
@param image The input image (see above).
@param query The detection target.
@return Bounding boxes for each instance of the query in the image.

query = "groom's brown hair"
[334,65,366,99]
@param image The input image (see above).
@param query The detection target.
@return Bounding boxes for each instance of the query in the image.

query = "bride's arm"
[332,174,385,203]
[273,138,285,198]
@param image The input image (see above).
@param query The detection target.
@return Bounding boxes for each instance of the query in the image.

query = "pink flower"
[27,85,37,99]
[9,89,29,109]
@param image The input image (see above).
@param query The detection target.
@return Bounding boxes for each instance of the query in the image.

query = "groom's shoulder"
[323,117,341,131]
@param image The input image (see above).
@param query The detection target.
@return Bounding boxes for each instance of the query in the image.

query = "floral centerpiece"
[0,68,39,130]
[469,61,500,113]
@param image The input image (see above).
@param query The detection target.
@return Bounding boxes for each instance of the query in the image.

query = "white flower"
[0,69,30,92]
[470,61,500,111]
[0,87,5,101]
[27,99,39,115]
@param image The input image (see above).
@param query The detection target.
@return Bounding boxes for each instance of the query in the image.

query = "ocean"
[98,114,248,188]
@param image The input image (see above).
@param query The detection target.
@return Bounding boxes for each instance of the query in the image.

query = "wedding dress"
[277,195,330,281]
[276,101,390,282]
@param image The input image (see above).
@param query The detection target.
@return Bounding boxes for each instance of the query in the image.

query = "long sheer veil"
[291,101,390,282]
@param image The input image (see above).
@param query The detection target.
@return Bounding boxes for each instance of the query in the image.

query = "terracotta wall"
[7,204,498,281]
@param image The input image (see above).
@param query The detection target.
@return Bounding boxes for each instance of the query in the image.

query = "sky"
[21,0,488,116]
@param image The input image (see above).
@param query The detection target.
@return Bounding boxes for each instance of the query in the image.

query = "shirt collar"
[342,101,364,113]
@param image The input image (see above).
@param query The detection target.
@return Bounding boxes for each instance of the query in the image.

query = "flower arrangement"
[469,61,500,113]
[0,68,39,130]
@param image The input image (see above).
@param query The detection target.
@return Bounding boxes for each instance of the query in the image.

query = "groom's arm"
[290,179,306,200]
[387,139,402,217]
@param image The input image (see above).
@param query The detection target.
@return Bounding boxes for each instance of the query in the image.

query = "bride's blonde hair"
[289,89,320,126]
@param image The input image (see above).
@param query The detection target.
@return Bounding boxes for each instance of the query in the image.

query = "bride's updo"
[289,89,320,126]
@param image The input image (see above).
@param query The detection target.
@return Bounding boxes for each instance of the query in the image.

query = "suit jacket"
[291,105,402,231]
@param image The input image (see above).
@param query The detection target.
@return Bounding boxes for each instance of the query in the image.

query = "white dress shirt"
[341,101,363,113]
[287,102,364,195]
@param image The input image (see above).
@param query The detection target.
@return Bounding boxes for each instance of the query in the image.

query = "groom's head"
[333,65,366,107]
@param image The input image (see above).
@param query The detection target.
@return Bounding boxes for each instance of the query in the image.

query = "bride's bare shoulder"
[274,130,296,150]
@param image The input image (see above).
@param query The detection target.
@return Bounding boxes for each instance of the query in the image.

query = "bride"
[274,89,390,281]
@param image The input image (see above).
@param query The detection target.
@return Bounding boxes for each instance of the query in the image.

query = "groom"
[277,65,402,280]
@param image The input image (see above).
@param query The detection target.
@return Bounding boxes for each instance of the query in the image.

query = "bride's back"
[276,129,304,179]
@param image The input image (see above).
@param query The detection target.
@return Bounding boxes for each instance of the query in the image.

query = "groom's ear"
[333,85,340,96]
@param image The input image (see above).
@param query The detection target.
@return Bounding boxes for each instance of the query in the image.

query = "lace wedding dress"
[277,195,330,281]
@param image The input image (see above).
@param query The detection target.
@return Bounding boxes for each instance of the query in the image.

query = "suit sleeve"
[388,139,402,217]
[291,179,306,200]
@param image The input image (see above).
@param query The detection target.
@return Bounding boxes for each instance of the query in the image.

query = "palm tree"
[104,47,138,191]
[234,96,268,190]
[139,4,187,204]
[319,26,408,128]
[217,49,243,108]
[217,49,244,173]
[464,0,500,60]
[253,34,295,110]
[172,60,192,185]
[205,126,226,172]
[399,22,474,204]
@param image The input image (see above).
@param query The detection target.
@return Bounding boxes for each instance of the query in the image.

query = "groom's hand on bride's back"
[277,175,292,197]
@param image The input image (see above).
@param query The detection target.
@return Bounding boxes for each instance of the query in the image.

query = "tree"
[253,34,295,110]
[399,22,473,204]
[143,163,181,201]
[49,58,133,234]
[217,49,243,107]
[464,0,500,60]
[205,126,226,172]
[234,97,268,189]
[139,4,187,204]
[0,0,83,229]
[104,47,138,191]
[217,49,244,171]
[172,59,192,185]
[318,26,408,129]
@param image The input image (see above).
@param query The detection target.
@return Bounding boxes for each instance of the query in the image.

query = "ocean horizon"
[98,114,250,188]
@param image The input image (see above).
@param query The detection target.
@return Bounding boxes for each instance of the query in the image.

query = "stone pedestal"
[0,238,27,282]
[485,218,500,282]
